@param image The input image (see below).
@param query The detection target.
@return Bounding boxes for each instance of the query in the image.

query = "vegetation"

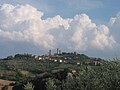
[0,53,120,90]
[24,82,34,90]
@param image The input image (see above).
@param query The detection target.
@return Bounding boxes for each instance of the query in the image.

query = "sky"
[0,0,120,59]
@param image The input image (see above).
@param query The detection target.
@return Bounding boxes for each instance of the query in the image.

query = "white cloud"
[92,25,116,50]
[108,12,120,44]
[70,14,116,50]
[109,12,120,27]
[0,4,70,49]
[0,4,116,52]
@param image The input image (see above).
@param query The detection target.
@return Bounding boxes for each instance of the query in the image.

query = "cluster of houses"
[33,48,103,66]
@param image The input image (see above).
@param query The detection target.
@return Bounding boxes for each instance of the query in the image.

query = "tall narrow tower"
[57,48,61,54]
[59,49,61,54]
[48,50,51,56]
[57,48,59,54]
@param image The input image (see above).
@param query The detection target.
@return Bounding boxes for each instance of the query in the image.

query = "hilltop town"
[2,48,104,66]
[0,49,113,90]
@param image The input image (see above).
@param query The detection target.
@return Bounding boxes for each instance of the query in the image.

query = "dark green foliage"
[60,61,120,90]
[0,54,120,90]
[24,82,34,90]
[14,54,33,60]
[6,55,14,60]
[53,69,68,81]
[45,78,57,90]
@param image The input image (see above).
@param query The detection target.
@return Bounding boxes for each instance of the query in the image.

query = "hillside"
[0,53,120,90]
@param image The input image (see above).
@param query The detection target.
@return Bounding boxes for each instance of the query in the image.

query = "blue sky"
[0,0,120,59]
[1,0,120,22]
